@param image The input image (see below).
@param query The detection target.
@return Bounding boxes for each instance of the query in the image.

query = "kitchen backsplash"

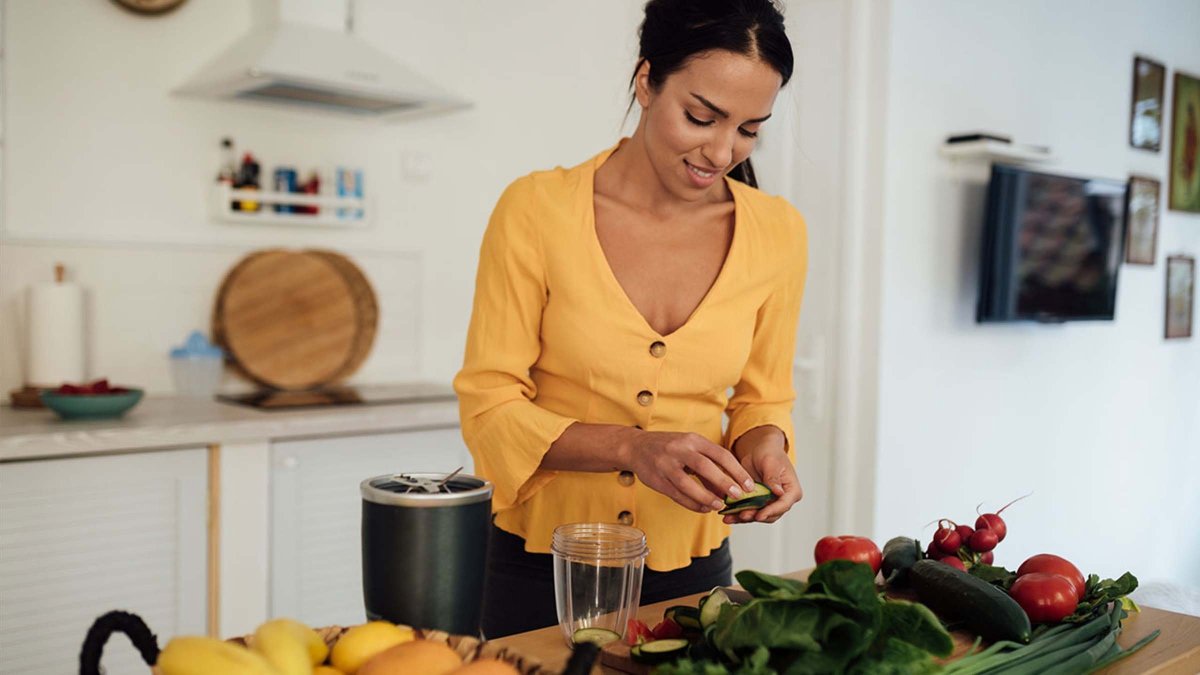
[0,241,422,395]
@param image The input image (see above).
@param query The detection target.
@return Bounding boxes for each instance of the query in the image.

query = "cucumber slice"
[699,587,732,628]
[630,638,690,664]
[718,482,776,515]
[571,627,621,646]
[664,605,702,632]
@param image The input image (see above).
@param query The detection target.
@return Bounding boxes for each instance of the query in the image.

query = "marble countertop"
[0,384,459,462]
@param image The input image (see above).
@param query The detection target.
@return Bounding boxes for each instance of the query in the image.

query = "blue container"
[336,167,364,220]
[273,167,298,213]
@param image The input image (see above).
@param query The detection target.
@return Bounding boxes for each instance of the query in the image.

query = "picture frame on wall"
[1130,55,1166,151]
[1168,71,1200,212]
[1165,255,1195,340]
[1124,175,1160,265]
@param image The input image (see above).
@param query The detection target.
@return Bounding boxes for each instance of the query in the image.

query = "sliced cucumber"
[698,587,732,628]
[571,627,620,646]
[718,482,776,515]
[630,638,690,665]
[664,605,702,632]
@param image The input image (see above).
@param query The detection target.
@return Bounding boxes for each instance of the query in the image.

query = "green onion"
[941,602,1153,675]
[1084,629,1161,673]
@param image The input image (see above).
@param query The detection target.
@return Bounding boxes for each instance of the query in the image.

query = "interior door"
[729,0,847,575]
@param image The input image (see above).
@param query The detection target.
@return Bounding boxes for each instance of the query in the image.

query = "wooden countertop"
[493,571,1200,674]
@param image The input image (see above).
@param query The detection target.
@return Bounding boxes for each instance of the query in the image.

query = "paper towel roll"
[26,281,85,387]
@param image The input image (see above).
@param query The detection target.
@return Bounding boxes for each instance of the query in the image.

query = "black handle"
[79,610,160,675]
[560,642,601,675]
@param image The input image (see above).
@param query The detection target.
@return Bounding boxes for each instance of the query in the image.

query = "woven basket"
[223,626,557,675]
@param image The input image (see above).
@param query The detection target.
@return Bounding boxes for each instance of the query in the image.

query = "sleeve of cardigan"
[724,202,809,459]
[453,177,578,512]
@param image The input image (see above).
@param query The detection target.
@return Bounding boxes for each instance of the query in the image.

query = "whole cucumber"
[910,559,1032,643]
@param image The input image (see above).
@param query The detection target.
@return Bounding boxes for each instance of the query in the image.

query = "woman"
[454,0,808,638]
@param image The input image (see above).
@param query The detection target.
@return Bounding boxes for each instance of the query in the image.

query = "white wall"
[0,0,644,393]
[872,0,1200,589]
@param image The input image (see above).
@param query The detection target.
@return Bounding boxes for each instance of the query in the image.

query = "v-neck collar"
[583,141,742,340]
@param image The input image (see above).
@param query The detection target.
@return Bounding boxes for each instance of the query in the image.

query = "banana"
[253,619,313,675]
[157,636,278,675]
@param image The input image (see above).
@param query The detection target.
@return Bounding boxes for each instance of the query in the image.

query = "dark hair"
[629,0,793,188]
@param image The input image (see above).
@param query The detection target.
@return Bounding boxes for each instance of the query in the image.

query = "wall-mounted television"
[976,164,1127,323]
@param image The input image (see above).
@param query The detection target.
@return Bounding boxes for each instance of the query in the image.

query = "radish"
[925,541,940,559]
[932,520,961,555]
[938,556,967,571]
[979,551,994,565]
[955,524,975,543]
[968,528,998,553]
[974,513,1006,541]
[974,493,1031,543]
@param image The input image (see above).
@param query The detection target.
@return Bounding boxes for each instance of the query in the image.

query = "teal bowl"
[40,388,144,420]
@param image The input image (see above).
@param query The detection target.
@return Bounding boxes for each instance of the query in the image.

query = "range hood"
[175,2,469,119]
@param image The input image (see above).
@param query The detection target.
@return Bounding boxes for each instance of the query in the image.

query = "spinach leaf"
[804,560,883,618]
[711,600,822,655]
[736,570,808,600]
[688,562,952,675]
[846,638,942,675]
[653,647,777,675]
[878,600,954,657]
[967,564,1016,590]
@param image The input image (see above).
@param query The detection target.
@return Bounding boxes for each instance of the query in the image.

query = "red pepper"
[625,618,653,646]
[650,617,684,640]
[813,535,883,574]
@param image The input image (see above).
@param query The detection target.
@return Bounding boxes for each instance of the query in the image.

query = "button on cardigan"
[453,143,808,571]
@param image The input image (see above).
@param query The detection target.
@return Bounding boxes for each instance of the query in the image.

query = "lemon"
[314,667,346,675]
[330,621,415,674]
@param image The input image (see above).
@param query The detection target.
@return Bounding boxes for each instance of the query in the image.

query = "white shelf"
[211,185,370,228]
[940,139,1055,164]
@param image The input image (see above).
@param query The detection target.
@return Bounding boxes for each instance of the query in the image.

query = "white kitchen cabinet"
[0,448,208,674]
[270,427,469,627]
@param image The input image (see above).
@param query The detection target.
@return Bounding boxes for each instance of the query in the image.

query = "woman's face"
[635,49,783,200]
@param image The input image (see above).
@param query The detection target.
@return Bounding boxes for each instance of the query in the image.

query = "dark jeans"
[481,524,733,639]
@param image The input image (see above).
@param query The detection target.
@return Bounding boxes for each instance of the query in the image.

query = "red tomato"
[814,535,882,574]
[650,617,683,640]
[1017,554,1086,601]
[625,619,653,646]
[1009,573,1079,623]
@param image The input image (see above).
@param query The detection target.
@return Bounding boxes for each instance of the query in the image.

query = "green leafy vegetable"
[734,570,807,600]
[660,562,953,675]
[967,563,1016,590]
[879,600,954,657]
[847,639,942,675]
[1063,573,1139,623]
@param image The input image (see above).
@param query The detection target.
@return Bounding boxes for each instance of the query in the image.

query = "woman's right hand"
[622,430,756,513]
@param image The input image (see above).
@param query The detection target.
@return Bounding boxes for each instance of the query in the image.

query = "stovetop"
[217,383,456,410]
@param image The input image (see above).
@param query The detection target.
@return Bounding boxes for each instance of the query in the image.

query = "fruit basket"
[228,626,555,675]
[80,611,559,675]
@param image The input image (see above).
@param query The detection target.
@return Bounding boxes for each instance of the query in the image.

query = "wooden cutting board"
[212,249,378,391]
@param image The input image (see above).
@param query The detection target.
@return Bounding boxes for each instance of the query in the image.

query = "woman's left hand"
[724,426,803,524]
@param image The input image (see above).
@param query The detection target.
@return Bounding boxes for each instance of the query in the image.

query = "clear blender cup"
[551,523,649,646]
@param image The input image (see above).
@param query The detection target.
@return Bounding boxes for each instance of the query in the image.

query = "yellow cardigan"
[454,143,808,571]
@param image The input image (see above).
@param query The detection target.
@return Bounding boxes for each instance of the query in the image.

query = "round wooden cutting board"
[213,249,378,390]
